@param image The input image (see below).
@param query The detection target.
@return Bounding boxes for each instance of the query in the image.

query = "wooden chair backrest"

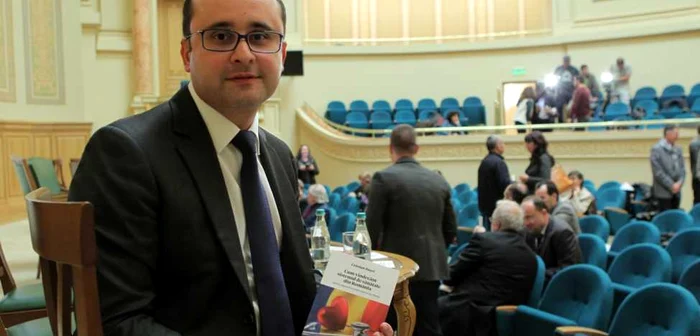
[25,188,102,336]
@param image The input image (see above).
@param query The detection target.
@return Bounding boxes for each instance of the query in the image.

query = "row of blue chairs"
[496,264,700,335]
[326,97,487,127]
[631,83,700,108]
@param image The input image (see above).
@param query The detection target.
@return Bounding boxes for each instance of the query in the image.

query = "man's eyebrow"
[201,21,233,30]
[250,21,275,32]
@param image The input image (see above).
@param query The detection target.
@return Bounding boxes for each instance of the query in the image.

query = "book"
[302,251,400,335]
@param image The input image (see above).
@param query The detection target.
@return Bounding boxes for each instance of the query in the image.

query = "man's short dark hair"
[486,135,500,152]
[390,124,417,155]
[536,180,559,198]
[568,170,584,181]
[581,64,588,70]
[506,183,528,204]
[664,125,678,136]
[574,75,583,83]
[182,0,287,37]
[523,196,548,212]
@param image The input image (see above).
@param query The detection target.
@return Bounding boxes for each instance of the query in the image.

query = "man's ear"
[279,41,288,75]
[180,39,192,73]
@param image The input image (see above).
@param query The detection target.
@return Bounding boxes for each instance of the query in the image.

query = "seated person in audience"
[445,110,466,135]
[302,184,331,233]
[438,200,537,336]
[504,182,528,204]
[349,172,372,211]
[559,171,596,215]
[522,197,581,284]
[535,181,581,234]
[298,179,308,213]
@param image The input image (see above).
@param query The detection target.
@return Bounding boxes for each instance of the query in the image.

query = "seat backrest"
[579,215,611,243]
[579,234,608,270]
[418,109,438,122]
[678,259,700,304]
[609,221,660,253]
[0,241,17,297]
[660,106,683,118]
[690,204,700,226]
[527,256,546,307]
[457,190,473,205]
[328,193,341,209]
[661,84,685,97]
[28,157,66,194]
[666,228,700,283]
[598,181,621,192]
[339,196,359,214]
[539,265,614,330]
[605,102,629,116]
[463,203,480,220]
[349,100,369,112]
[372,100,391,111]
[457,205,479,227]
[332,185,347,196]
[454,183,470,195]
[609,283,700,336]
[327,101,346,110]
[463,96,483,106]
[634,99,659,114]
[10,156,37,195]
[329,213,355,242]
[25,188,103,336]
[417,98,437,110]
[345,181,361,192]
[440,97,460,109]
[394,110,416,124]
[394,99,413,110]
[635,86,657,98]
[608,243,672,288]
[596,188,626,209]
[652,209,693,235]
[692,99,700,113]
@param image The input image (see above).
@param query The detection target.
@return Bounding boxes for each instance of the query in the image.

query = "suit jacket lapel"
[170,88,251,301]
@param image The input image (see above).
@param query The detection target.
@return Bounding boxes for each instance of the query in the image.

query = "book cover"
[302,252,400,335]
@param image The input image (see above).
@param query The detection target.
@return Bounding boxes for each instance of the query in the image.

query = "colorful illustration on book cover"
[303,284,389,335]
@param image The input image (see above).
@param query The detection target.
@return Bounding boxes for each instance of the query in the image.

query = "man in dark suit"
[521,197,581,284]
[535,180,581,234]
[477,135,512,231]
[438,200,537,336]
[367,124,458,336]
[68,0,395,335]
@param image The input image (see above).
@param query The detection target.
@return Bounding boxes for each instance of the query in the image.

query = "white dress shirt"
[188,83,283,335]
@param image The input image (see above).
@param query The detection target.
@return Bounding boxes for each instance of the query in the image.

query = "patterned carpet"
[0,220,42,287]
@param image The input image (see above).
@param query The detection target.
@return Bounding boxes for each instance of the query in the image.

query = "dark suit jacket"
[366,157,457,282]
[440,230,537,336]
[524,152,554,192]
[68,88,316,336]
[477,153,511,216]
[526,217,581,283]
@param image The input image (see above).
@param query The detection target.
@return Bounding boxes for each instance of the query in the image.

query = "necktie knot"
[232,130,257,157]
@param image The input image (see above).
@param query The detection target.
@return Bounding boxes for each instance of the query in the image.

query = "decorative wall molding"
[259,98,282,135]
[96,31,132,53]
[0,0,16,103]
[0,121,92,202]
[23,0,65,105]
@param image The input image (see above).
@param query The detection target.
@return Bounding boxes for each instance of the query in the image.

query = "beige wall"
[297,108,700,211]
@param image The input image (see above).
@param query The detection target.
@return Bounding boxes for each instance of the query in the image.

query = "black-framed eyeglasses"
[184,29,284,54]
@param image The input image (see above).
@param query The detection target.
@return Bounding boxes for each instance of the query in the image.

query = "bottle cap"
[316,209,326,216]
[356,212,366,219]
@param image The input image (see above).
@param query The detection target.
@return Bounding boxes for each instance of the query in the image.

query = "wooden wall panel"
[0,122,91,203]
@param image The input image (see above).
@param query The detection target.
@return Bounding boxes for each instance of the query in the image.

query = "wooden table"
[373,251,419,336]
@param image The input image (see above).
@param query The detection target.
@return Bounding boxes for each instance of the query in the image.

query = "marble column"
[132,0,153,96]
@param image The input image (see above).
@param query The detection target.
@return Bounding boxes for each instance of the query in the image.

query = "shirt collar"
[188,83,260,155]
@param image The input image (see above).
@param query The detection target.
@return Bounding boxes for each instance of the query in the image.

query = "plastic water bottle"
[352,212,372,260]
[310,209,331,270]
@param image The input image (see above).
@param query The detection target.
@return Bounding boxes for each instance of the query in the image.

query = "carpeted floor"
[0,220,42,287]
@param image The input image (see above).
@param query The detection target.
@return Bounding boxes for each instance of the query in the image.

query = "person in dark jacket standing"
[367,124,457,336]
[296,144,320,184]
[520,131,555,193]
[478,135,511,231]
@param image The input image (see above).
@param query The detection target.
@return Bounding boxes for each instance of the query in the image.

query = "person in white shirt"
[560,170,596,215]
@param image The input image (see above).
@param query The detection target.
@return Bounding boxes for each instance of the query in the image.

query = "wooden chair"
[68,159,80,178]
[19,187,102,336]
[9,157,37,195]
[26,158,68,202]
[0,243,47,330]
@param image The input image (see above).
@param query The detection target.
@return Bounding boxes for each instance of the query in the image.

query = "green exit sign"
[511,67,526,76]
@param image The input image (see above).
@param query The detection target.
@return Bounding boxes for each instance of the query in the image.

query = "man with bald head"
[68,0,394,335]
[367,124,457,336]
[439,200,537,336]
